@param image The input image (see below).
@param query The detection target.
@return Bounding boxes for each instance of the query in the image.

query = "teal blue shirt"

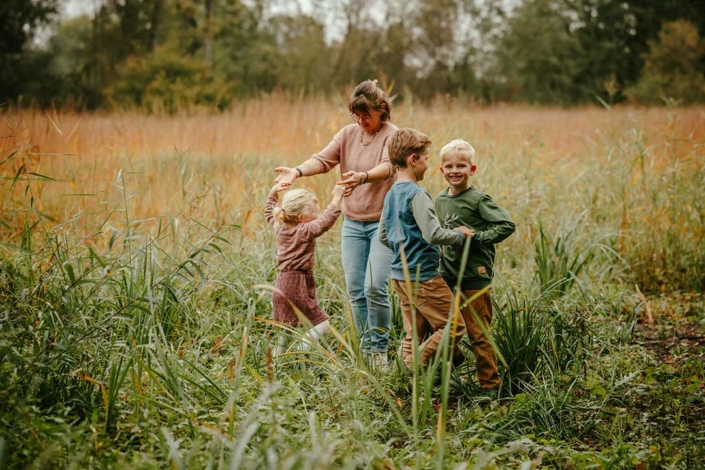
[380,182,463,282]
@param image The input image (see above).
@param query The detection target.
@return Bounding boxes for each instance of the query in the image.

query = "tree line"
[2,0,705,111]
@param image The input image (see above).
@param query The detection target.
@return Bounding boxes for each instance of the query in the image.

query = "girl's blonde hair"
[272,188,318,228]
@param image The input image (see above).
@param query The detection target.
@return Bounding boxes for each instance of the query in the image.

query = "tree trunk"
[148,0,165,52]
[204,0,214,64]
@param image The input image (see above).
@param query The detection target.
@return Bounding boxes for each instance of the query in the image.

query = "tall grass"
[533,219,594,298]
[1,101,704,468]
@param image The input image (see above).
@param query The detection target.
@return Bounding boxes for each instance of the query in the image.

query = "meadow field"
[1,97,704,468]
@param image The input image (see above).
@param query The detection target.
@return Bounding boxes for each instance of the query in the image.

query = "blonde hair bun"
[274,188,318,227]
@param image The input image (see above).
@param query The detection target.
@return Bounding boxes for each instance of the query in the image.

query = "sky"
[62,0,98,18]
[61,0,326,18]
[59,0,378,43]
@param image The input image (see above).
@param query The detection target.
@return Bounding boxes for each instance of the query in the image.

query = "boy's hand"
[271,181,291,193]
[458,226,476,238]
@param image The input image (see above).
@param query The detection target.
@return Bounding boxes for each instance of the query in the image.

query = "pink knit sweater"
[311,122,398,222]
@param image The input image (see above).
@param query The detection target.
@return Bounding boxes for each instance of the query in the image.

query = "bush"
[628,20,705,105]
[107,48,232,113]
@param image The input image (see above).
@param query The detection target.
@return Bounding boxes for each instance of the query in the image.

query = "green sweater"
[435,186,515,290]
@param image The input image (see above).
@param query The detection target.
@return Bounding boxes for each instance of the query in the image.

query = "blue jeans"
[341,218,393,353]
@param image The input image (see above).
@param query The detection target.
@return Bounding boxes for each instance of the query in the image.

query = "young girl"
[264,181,345,357]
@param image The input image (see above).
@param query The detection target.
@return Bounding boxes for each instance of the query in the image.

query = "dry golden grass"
[3,97,705,470]
[2,97,703,260]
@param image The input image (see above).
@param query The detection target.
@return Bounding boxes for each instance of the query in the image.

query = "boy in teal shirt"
[435,139,515,394]
[379,129,473,368]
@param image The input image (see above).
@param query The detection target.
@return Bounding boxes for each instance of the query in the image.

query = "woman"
[274,80,397,367]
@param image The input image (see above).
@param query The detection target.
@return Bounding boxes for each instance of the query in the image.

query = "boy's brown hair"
[388,128,432,168]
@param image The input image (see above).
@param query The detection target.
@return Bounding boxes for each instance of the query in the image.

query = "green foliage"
[608,127,705,293]
[628,20,705,105]
[107,49,231,112]
[0,0,57,56]
[495,378,591,441]
[267,14,332,93]
[47,16,92,78]
[490,0,705,105]
[0,0,59,104]
[490,291,593,395]
[40,15,107,108]
[211,0,281,96]
[0,152,703,468]
[8,0,705,108]
[534,221,594,298]
[493,293,549,393]
[496,0,585,104]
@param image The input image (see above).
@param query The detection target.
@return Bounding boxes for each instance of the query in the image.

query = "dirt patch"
[637,323,705,363]
[633,292,705,362]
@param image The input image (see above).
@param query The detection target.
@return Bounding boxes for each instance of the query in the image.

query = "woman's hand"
[338,171,365,197]
[274,166,298,184]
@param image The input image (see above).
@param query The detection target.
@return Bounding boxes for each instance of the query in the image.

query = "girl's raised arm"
[300,185,344,238]
[264,181,291,227]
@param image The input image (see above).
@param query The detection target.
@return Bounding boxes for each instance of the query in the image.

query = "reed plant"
[1,102,703,468]
[533,221,594,298]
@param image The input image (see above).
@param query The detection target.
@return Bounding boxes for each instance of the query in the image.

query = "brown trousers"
[393,276,465,368]
[459,289,500,389]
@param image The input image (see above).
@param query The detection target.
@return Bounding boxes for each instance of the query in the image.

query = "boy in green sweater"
[435,139,516,395]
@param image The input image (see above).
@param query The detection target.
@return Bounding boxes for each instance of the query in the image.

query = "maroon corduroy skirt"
[272,271,328,327]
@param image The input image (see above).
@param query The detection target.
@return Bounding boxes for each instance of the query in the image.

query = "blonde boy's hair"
[272,189,318,228]
[440,139,476,166]
[388,128,432,168]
